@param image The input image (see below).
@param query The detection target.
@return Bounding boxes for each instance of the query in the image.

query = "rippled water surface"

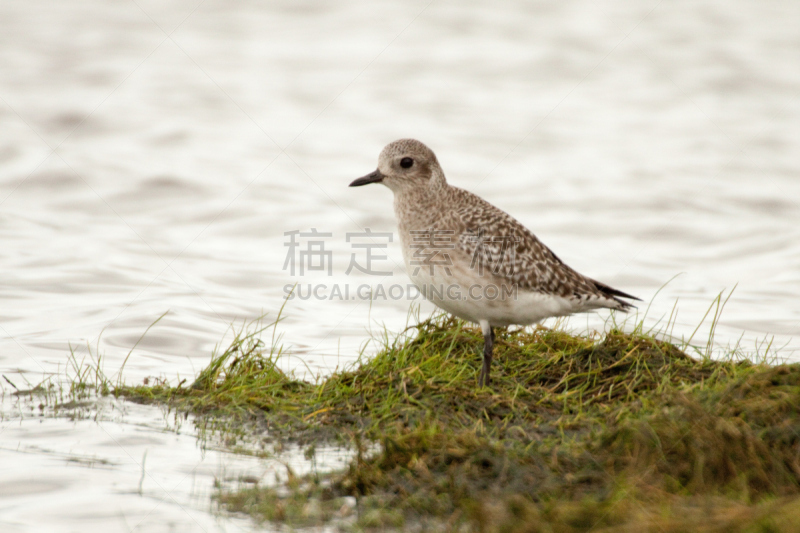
[2,0,799,530]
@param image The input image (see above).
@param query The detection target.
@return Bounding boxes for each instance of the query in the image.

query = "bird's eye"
[400,157,413,169]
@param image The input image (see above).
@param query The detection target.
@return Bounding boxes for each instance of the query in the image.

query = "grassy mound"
[117,315,800,531]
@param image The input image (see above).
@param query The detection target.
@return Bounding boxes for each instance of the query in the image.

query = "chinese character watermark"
[409,229,455,276]
[345,229,393,276]
[282,227,519,281]
[283,228,333,276]
[466,230,519,276]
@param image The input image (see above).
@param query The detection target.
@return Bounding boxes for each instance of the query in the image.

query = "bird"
[349,139,640,387]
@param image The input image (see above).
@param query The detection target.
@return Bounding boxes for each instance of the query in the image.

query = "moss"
[110,314,800,531]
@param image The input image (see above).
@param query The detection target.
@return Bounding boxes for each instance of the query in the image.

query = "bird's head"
[350,139,446,193]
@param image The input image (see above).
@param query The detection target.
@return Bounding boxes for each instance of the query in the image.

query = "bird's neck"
[393,180,449,232]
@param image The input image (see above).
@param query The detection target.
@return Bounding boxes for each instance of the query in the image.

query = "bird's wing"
[448,188,638,308]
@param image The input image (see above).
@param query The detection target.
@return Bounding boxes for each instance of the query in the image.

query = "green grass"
[29,305,800,531]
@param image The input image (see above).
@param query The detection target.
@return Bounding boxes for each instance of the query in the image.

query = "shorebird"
[350,139,639,387]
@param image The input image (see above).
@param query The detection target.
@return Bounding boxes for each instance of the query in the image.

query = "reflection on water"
[1,0,799,530]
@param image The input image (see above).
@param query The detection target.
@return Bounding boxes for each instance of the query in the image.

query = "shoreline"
[36,311,798,531]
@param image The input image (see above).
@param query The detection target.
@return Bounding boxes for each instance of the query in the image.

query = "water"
[0,394,352,532]
[1,0,799,530]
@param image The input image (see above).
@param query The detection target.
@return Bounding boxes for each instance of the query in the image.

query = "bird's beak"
[349,169,384,187]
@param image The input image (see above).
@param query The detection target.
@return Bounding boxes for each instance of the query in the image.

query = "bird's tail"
[593,280,641,311]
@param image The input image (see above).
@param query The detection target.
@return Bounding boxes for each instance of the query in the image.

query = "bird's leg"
[478,320,494,388]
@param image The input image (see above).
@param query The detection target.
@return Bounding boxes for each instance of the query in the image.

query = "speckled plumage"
[351,138,640,386]
[446,186,631,304]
